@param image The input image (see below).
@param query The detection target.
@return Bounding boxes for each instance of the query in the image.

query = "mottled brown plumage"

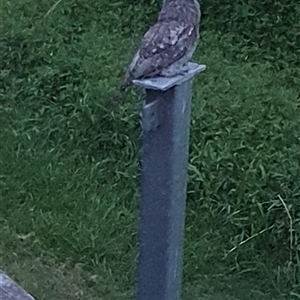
[123,0,201,88]
[109,0,201,106]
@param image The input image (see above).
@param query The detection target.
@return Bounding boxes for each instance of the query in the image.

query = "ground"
[0,0,299,299]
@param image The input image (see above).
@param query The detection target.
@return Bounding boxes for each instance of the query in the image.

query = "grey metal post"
[133,62,206,300]
[0,270,36,300]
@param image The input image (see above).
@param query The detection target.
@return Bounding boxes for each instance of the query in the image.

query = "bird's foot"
[177,64,190,76]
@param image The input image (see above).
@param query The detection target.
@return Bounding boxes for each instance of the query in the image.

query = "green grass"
[0,0,299,299]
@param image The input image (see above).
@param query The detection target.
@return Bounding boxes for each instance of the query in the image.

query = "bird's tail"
[107,80,131,108]
[106,69,134,108]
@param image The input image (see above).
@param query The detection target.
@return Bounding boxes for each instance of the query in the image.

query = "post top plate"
[132,62,206,91]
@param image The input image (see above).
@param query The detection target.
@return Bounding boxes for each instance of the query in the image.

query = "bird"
[110,0,201,104]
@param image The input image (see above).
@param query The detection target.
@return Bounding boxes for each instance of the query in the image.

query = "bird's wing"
[126,20,198,82]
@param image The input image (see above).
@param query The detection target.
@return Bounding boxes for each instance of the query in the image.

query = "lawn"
[0,0,299,299]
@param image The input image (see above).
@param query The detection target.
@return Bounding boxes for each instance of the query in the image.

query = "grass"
[0,0,299,299]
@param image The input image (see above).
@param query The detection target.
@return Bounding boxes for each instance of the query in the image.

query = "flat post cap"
[133,62,206,91]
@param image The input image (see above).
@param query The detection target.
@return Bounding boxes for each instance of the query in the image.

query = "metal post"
[133,63,206,300]
[0,270,36,300]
